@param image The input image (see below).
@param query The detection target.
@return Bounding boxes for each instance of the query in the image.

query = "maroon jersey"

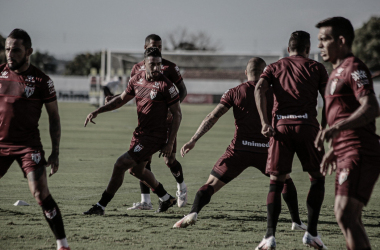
[126,71,179,139]
[325,54,380,157]
[261,55,328,128]
[220,81,273,153]
[130,58,182,86]
[0,64,56,149]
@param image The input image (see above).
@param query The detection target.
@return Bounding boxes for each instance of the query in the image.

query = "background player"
[83,47,181,214]
[315,17,380,250]
[107,34,188,210]
[173,58,305,233]
[0,29,70,250]
[255,31,328,249]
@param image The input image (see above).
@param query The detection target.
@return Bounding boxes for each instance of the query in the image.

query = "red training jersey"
[220,81,273,153]
[325,54,380,157]
[260,55,328,128]
[0,64,57,149]
[130,58,183,86]
[126,71,180,139]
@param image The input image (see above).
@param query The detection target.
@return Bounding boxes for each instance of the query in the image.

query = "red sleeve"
[167,64,183,85]
[348,62,374,100]
[260,64,274,83]
[163,81,180,106]
[130,65,138,78]
[126,78,135,96]
[219,88,234,108]
[41,77,57,103]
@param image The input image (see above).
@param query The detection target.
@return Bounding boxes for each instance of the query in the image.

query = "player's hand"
[84,111,98,127]
[261,124,275,137]
[320,147,337,176]
[314,126,340,151]
[314,129,325,151]
[159,143,174,158]
[180,140,196,157]
[105,95,114,104]
[46,152,59,177]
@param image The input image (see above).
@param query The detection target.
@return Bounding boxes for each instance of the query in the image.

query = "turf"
[0,102,379,250]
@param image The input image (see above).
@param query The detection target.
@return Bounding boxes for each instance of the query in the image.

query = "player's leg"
[84,151,136,215]
[164,149,187,207]
[24,153,69,250]
[334,195,370,250]
[283,174,305,230]
[128,160,153,210]
[305,171,325,237]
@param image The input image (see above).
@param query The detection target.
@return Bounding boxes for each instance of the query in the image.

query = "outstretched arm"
[181,104,229,157]
[84,91,134,127]
[255,78,275,137]
[45,101,61,177]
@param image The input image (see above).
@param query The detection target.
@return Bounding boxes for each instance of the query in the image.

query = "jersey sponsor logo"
[338,169,349,185]
[221,89,230,99]
[134,144,144,153]
[150,89,157,99]
[47,79,56,94]
[351,70,367,81]
[175,66,181,76]
[330,78,338,95]
[25,75,35,83]
[153,82,160,89]
[44,208,57,219]
[356,79,370,88]
[169,86,178,98]
[0,71,9,78]
[31,152,41,164]
[242,140,270,148]
[24,84,35,98]
[276,113,308,120]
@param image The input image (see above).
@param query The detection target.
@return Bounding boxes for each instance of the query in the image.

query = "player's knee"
[114,159,128,172]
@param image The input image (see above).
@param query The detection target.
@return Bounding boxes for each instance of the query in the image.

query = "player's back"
[261,56,328,127]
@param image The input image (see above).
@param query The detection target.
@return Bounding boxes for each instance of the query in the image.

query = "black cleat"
[83,204,105,215]
[155,195,177,213]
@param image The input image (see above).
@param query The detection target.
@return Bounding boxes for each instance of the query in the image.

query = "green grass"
[0,103,380,250]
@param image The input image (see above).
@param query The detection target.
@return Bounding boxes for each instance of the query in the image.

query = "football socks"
[98,190,114,208]
[40,195,66,240]
[140,161,151,194]
[167,160,184,184]
[265,180,284,238]
[190,184,214,214]
[282,178,302,225]
[152,182,168,198]
[307,177,325,236]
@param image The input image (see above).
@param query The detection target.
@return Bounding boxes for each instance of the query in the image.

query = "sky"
[1,0,379,60]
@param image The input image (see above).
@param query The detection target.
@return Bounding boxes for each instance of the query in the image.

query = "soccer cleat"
[155,195,176,213]
[127,202,154,210]
[176,185,188,207]
[255,236,276,250]
[302,232,327,249]
[58,247,71,250]
[173,212,197,228]
[83,204,105,215]
[291,221,307,231]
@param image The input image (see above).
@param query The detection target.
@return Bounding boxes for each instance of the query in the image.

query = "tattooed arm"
[45,100,61,176]
[180,104,229,157]
[84,90,134,127]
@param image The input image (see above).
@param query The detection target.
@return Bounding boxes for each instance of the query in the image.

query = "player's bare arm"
[85,91,133,127]
[105,94,121,104]
[320,146,337,176]
[315,93,380,149]
[181,104,229,157]
[176,80,187,103]
[254,78,275,137]
[319,85,327,129]
[161,101,182,157]
[45,101,61,177]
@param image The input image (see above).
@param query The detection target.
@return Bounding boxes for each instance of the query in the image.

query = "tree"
[353,16,380,71]
[30,50,57,74]
[165,28,221,51]
[65,52,101,75]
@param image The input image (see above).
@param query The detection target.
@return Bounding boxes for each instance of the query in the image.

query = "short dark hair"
[247,57,266,71]
[288,31,310,53]
[145,34,161,45]
[315,17,355,47]
[7,29,32,49]
[144,47,161,59]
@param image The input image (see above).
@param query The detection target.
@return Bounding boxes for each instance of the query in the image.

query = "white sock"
[177,182,186,191]
[159,193,170,202]
[141,193,151,204]
[96,202,105,210]
[57,238,68,249]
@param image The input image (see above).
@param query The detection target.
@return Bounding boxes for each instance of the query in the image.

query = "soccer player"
[0,29,70,250]
[254,31,329,250]
[83,47,181,215]
[315,17,380,250]
[106,34,188,210]
[173,58,305,233]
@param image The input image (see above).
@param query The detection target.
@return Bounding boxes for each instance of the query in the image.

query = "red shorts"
[0,147,47,178]
[266,125,324,176]
[211,146,268,184]
[128,135,166,163]
[335,154,380,206]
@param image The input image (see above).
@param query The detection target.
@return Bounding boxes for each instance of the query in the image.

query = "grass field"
[0,102,380,250]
